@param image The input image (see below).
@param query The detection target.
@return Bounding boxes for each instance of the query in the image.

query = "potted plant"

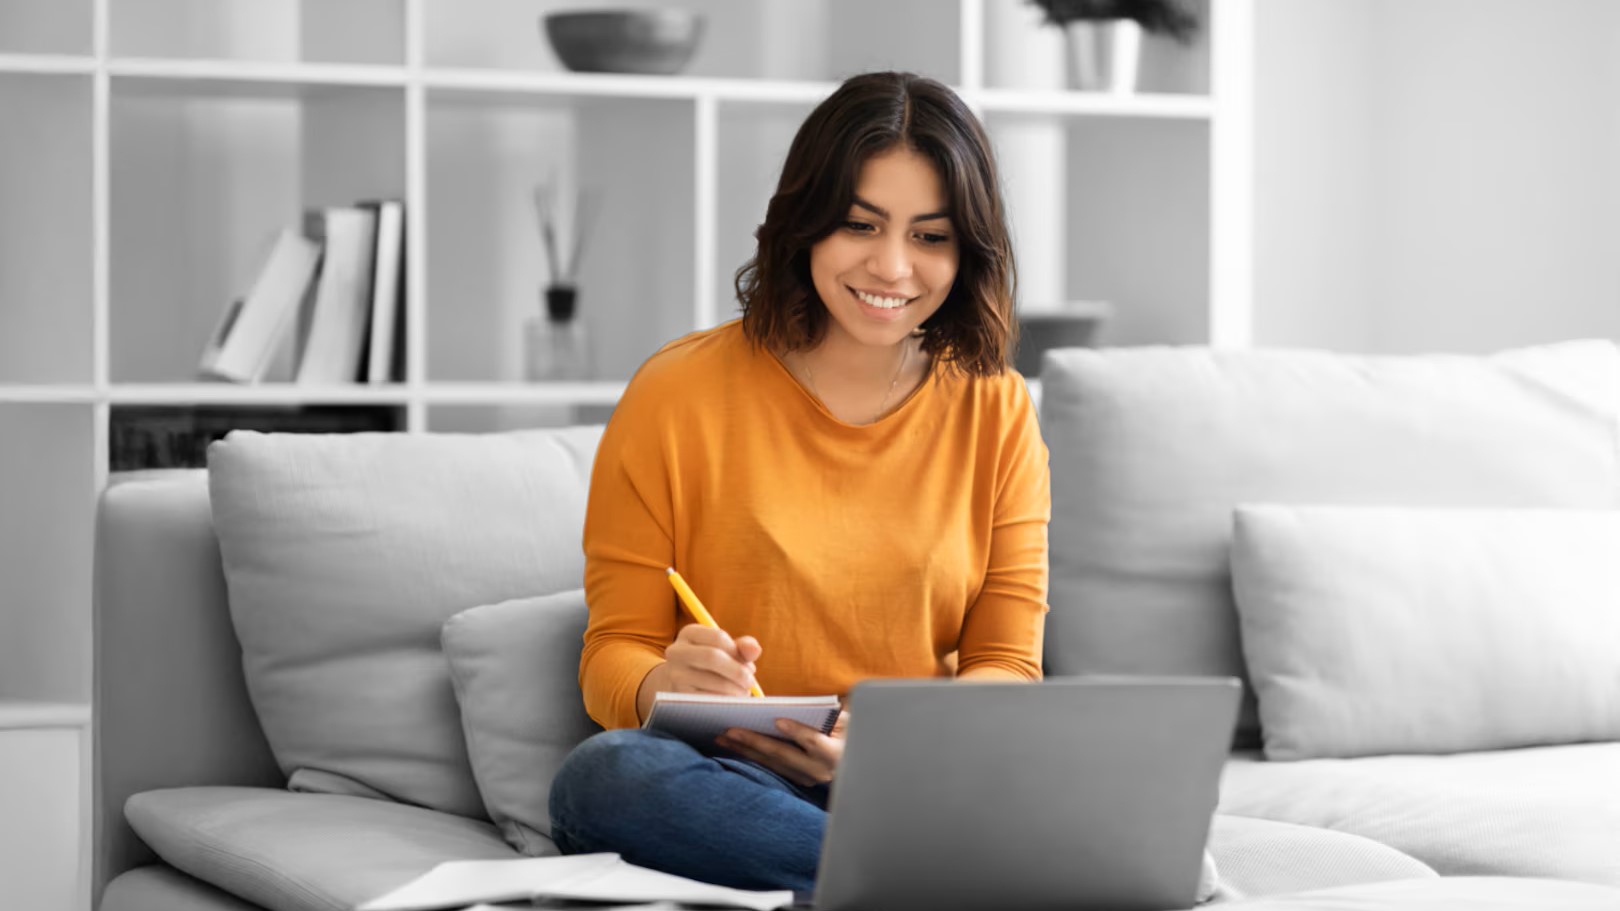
[1028,0,1199,93]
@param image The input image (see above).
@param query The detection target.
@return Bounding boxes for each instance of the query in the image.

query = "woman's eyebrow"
[852,196,950,223]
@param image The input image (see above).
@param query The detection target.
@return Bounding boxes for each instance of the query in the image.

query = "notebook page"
[644,692,841,748]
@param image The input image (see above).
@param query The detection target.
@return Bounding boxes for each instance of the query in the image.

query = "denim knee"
[549,728,690,840]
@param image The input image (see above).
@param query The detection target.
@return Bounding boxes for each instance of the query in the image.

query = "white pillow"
[443,590,601,854]
[207,427,602,819]
[1231,505,1620,760]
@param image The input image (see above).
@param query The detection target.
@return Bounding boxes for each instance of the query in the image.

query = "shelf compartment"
[425,0,959,84]
[424,92,695,384]
[0,404,96,701]
[986,114,1211,347]
[110,0,404,67]
[109,81,405,383]
[712,101,816,325]
[978,0,1211,96]
[0,74,94,384]
[109,403,404,470]
[0,1,91,56]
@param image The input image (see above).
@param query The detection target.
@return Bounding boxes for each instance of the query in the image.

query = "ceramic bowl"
[543,9,705,76]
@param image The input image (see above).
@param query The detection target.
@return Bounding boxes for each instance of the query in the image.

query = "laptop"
[811,676,1241,911]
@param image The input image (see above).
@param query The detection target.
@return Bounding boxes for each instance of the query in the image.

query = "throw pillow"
[1231,505,1620,760]
[442,590,602,854]
[1039,340,1620,746]
[207,426,602,819]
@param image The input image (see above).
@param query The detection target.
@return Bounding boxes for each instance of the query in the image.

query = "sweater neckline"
[761,339,939,430]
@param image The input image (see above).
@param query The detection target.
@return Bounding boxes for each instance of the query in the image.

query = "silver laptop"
[812,676,1240,911]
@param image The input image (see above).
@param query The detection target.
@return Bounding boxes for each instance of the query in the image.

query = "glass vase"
[524,285,590,381]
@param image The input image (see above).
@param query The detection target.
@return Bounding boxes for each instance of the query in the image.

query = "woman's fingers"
[665,625,761,695]
[716,720,843,787]
[719,729,827,787]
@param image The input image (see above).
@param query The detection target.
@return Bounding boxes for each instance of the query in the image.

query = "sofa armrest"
[93,471,283,908]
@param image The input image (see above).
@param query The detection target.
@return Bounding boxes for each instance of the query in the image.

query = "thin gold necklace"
[802,342,911,424]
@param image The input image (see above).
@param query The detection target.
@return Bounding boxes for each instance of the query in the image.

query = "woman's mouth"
[853,288,912,310]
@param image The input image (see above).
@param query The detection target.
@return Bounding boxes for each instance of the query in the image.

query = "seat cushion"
[1220,743,1620,885]
[1039,341,1620,745]
[1206,814,1434,902]
[206,427,602,819]
[124,787,524,911]
[1214,876,1620,910]
[101,865,266,911]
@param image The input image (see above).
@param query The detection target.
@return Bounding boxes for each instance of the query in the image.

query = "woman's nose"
[867,235,912,283]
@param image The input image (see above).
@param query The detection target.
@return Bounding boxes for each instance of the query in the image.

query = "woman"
[548,70,1051,894]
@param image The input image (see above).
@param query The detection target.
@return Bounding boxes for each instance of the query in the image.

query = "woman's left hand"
[716,711,849,788]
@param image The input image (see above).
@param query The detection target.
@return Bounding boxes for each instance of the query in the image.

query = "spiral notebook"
[643,692,841,749]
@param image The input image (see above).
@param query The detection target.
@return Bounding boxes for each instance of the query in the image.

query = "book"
[199,228,323,383]
[295,206,378,385]
[356,852,792,911]
[361,199,405,384]
[643,691,841,750]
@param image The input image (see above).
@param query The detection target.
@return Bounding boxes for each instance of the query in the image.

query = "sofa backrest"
[93,470,283,905]
[1038,340,1620,746]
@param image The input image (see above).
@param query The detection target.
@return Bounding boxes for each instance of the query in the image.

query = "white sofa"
[92,340,1620,911]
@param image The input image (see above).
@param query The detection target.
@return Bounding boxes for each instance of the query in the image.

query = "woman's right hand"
[663,623,763,696]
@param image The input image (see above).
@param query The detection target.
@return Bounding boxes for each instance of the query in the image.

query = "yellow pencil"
[665,567,765,698]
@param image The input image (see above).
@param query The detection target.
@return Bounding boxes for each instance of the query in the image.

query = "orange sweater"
[579,320,1050,730]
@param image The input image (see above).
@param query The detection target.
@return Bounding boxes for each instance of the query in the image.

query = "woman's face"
[809,146,960,350]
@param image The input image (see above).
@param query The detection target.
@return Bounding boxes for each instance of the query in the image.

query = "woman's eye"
[917,232,951,245]
[843,220,875,234]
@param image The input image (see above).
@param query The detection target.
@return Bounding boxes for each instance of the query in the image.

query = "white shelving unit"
[0,0,1251,700]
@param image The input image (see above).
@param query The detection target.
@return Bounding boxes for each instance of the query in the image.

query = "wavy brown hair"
[735,71,1018,377]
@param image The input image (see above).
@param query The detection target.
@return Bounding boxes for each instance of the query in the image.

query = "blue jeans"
[548,727,830,893]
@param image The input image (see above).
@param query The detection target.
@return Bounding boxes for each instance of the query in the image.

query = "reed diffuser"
[526,179,596,381]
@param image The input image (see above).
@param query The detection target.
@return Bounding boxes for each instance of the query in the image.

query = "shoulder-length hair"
[735,71,1018,377]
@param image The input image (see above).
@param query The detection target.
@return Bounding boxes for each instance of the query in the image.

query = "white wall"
[1254,0,1620,353]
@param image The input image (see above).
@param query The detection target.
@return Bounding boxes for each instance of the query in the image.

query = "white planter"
[1066,18,1144,93]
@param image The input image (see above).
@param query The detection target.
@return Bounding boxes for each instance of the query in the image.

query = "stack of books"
[198,199,406,385]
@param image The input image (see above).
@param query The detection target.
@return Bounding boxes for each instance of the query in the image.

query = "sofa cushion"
[1219,742,1620,885]
[1039,341,1620,744]
[442,590,602,854]
[101,865,271,911]
[1205,814,1433,902]
[124,787,522,911]
[206,427,602,819]
[1213,877,1620,910]
[1232,505,1620,760]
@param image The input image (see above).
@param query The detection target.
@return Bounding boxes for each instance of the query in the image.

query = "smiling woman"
[547,71,1049,896]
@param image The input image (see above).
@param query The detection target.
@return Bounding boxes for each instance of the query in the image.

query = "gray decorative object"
[543,9,705,76]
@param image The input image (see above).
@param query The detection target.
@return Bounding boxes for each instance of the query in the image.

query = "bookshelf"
[0,0,1253,708]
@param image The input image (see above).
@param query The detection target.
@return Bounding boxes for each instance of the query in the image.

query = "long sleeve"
[956,383,1050,681]
[578,380,680,730]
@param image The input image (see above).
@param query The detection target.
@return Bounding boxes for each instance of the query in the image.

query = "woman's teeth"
[856,290,909,309]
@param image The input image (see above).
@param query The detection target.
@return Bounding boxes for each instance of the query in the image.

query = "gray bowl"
[543,9,705,76]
